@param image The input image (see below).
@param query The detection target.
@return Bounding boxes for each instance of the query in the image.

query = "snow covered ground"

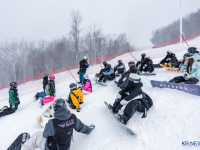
[0,37,200,150]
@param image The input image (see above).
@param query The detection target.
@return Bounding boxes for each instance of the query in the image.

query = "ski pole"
[65,67,77,82]
[127,50,138,62]
[96,56,103,69]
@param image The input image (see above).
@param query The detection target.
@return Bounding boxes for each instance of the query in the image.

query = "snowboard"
[7,132,30,150]
[151,80,200,96]
[104,101,137,136]
[165,67,182,73]
[140,73,156,76]
[95,80,107,86]
[37,102,54,127]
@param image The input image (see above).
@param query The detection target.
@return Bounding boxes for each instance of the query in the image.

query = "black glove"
[114,104,123,114]
[88,124,95,134]
[79,102,83,104]
[76,107,81,112]
[18,101,20,105]
[77,71,80,75]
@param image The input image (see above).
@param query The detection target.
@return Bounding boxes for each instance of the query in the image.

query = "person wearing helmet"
[115,61,138,88]
[0,82,20,117]
[34,73,49,100]
[136,53,146,68]
[96,64,115,85]
[158,50,179,67]
[40,75,56,106]
[95,61,109,78]
[188,47,200,62]
[108,73,152,125]
[81,74,92,95]
[169,53,200,84]
[67,83,83,112]
[138,55,154,74]
[114,60,126,76]
[79,56,90,85]
[21,99,95,150]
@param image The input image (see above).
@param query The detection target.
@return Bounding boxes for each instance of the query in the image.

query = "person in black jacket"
[136,53,146,68]
[114,60,126,76]
[79,56,89,85]
[138,56,154,74]
[34,73,49,100]
[115,61,138,88]
[0,82,20,117]
[160,51,179,67]
[109,73,152,125]
[21,99,95,150]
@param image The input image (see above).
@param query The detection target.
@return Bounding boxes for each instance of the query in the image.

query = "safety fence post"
[65,67,77,82]
[180,32,189,48]
[40,72,44,78]
[127,50,138,62]
[96,56,103,69]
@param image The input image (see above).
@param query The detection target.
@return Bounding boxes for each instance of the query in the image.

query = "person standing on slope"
[169,53,200,84]
[67,83,83,112]
[0,82,20,117]
[109,73,153,125]
[79,56,89,85]
[21,98,95,150]
[40,75,56,106]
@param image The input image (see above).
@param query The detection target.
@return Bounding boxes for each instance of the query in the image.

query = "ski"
[104,101,137,136]
[7,132,30,150]
[151,80,200,96]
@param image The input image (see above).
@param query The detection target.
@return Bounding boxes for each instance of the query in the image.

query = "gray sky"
[0,0,200,48]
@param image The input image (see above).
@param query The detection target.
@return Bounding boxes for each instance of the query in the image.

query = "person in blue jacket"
[97,64,115,83]
[188,47,200,62]
[78,56,89,85]
[169,53,200,84]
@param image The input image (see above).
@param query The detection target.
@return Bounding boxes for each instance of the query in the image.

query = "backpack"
[142,92,153,108]
[45,84,50,95]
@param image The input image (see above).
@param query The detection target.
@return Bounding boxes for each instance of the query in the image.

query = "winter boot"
[117,114,128,125]
[34,92,39,100]
[39,99,44,106]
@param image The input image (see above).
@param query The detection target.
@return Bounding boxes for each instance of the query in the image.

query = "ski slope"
[0,37,200,150]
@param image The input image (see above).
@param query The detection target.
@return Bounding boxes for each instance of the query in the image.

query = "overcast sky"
[0,0,200,48]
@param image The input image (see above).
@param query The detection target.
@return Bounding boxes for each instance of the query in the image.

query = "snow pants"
[0,104,18,117]
[42,96,54,104]
[21,131,46,150]
[99,74,115,83]
[21,131,71,150]
[169,76,199,84]
[79,72,86,82]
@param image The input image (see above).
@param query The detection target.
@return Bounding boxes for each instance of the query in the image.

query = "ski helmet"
[10,82,17,88]
[69,83,77,90]
[103,61,107,67]
[183,53,193,60]
[128,61,135,68]
[84,74,89,80]
[49,75,55,80]
[53,98,66,111]
[44,73,49,77]
[106,64,111,69]
[128,73,141,83]
[118,60,122,64]
[84,56,88,60]
[188,47,197,54]
[141,53,146,58]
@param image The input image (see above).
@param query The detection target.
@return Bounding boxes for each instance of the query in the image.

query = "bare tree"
[69,9,82,62]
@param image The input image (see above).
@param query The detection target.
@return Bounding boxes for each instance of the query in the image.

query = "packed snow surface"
[0,37,200,150]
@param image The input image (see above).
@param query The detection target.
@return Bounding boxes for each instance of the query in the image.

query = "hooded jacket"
[179,60,200,80]
[68,89,83,109]
[44,106,91,150]
[79,59,89,73]
[82,79,92,93]
[9,87,20,104]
